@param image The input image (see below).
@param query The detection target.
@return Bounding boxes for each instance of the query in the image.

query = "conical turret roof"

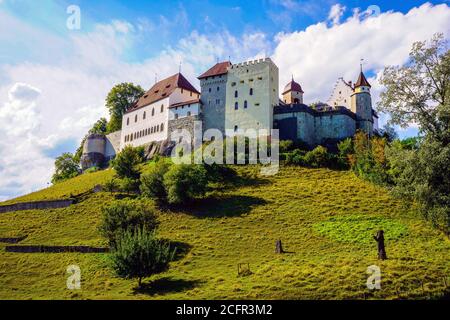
[354,71,371,88]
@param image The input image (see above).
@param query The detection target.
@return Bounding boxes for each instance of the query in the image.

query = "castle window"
[143,111,146,120]
[135,115,138,122]
[152,108,155,116]
[127,118,130,125]
[258,76,262,80]
[161,104,164,112]
[161,123,164,131]
[234,90,238,98]
[156,124,159,132]
[209,88,212,93]
[175,114,179,120]
[235,102,238,110]
[130,135,133,141]
[217,87,220,91]
[187,111,191,116]
[255,103,260,106]
[231,82,236,86]
[190,92,193,97]
[244,100,248,109]
[234,125,238,132]
[181,88,184,93]
[249,88,253,95]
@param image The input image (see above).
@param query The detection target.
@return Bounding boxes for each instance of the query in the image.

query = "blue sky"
[0,0,449,200]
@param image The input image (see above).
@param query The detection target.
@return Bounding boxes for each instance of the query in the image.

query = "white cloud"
[273,3,450,114]
[328,4,346,25]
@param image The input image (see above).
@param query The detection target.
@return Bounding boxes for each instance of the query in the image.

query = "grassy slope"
[0,165,449,300]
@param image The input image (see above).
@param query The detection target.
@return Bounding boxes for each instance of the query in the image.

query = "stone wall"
[105,130,122,160]
[5,245,108,253]
[200,74,227,135]
[168,115,201,141]
[0,199,73,214]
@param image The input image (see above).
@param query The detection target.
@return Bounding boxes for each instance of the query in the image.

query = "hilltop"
[0,164,449,299]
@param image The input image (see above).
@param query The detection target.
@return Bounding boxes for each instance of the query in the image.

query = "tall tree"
[51,152,80,184]
[106,83,145,133]
[378,33,449,143]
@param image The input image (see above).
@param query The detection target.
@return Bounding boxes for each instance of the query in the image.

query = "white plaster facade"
[169,101,201,120]
[327,78,354,109]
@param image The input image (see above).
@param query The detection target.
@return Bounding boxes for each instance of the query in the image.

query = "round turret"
[80,134,106,171]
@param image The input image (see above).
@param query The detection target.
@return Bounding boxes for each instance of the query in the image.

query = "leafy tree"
[89,117,108,135]
[379,33,450,231]
[378,124,398,142]
[337,138,353,168]
[99,199,159,247]
[140,160,171,201]
[51,152,80,184]
[378,33,449,144]
[163,164,208,205]
[106,83,145,132]
[112,145,144,180]
[109,229,175,287]
[103,178,119,194]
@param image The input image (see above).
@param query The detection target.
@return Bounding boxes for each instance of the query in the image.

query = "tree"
[378,124,398,142]
[51,152,80,184]
[112,145,144,180]
[99,199,159,247]
[106,83,145,132]
[109,229,175,287]
[337,138,353,168]
[163,164,208,205]
[378,33,449,144]
[140,160,171,202]
[379,33,450,231]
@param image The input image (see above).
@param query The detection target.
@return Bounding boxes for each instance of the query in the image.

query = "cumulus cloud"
[328,4,346,25]
[273,3,450,106]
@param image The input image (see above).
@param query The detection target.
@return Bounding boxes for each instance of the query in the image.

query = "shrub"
[103,178,119,194]
[337,138,353,168]
[285,149,305,165]
[84,166,99,173]
[119,177,141,194]
[99,199,159,247]
[203,164,237,183]
[109,228,175,287]
[303,146,330,168]
[163,164,208,205]
[112,145,144,180]
[140,160,171,201]
[279,140,294,153]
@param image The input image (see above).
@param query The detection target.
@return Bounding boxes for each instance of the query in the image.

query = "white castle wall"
[327,78,354,110]
[225,58,279,135]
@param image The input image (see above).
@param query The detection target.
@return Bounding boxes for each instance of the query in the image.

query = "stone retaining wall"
[5,245,109,253]
[0,199,73,214]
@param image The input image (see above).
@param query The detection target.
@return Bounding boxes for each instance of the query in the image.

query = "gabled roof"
[354,71,371,88]
[127,73,200,113]
[282,79,304,95]
[198,61,231,79]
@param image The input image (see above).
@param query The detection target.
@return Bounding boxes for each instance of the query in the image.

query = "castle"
[81,58,378,169]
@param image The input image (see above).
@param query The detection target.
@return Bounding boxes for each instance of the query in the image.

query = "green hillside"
[0,165,449,300]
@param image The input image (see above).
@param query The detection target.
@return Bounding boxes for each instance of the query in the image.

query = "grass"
[0,164,449,300]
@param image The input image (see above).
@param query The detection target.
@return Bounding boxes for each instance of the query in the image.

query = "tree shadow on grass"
[133,277,202,296]
[169,240,192,262]
[175,194,268,218]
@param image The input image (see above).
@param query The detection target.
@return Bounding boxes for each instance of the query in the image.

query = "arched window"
[143,111,146,119]
[152,108,155,116]
[234,102,238,110]
[127,118,130,125]
[244,100,248,109]
[294,98,299,104]
[249,88,253,96]
[151,127,154,134]
[187,111,191,116]
[234,125,238,132]
[160,123,164,131]
[234,90,238,98]
[161,104,164,112]
[175,113,179,120]
[156,124,160,132]
[135,115,138,122]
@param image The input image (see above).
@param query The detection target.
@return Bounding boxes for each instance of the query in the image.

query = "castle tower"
[282,77,304,104]
[351,68,373,135]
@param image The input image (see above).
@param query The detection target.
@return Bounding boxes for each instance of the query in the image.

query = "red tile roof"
[126,73,200,113]
[169,98,201,109]
[282,79,304,95]
[354,71,371,88]
[198,61,231,79]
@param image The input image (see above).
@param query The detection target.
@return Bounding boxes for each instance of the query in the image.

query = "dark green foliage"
[302,146,332,168]
[163,164,208,204]
[119,177,141,194]
[337,138,353,168]
[203,163,237,183]
[284,149,306,165]
[140,161,171,201]
[106,83,145,132]
[51,152,80,184]
[400,137,421,150]
[99,199,159,247]
[103,178,119,194]
[112,145,144,180]
[279,140,294,153]
[109,229,175,287]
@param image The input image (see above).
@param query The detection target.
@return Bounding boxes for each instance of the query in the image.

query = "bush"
[279,140,294,153]
[112,145,144,180]
[84,166,100,173]
[203,164,237,183]
[337,138,353,168]
[285,149,305,165]
[119,177,141,194]
[99,199,159,247]
[140,160,171,201]
[103,178,119,194]
[109,229,175,287]
[163,164,208,205]
[303,146,330,168]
